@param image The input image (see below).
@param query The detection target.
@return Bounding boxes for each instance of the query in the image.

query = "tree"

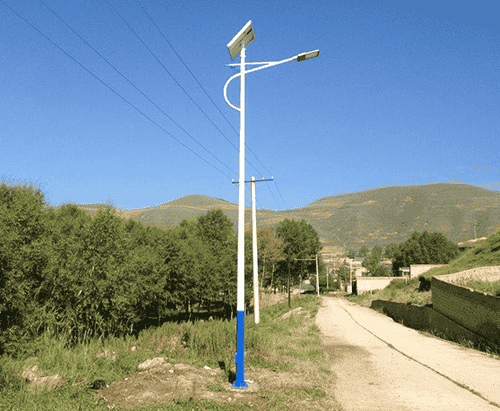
[383,243,399,260]
[346,249,356,259]
[358,246,369,257]
[372,265,391,277]
[257,227,285,289]
[0,178,56,356]
[362,245,393,277]
[276,219,322,307]
[171,220,209,320]
[335,260,351,290]
[391,231,460,275]
[196,210,237,318]
[362,245,381,275]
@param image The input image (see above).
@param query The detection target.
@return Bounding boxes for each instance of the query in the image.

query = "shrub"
[387,279,406,290]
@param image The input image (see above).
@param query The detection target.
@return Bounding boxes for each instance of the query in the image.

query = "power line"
[38,0,236,178]
[1,0,233,180]
[109,0,283,209]
[136,0,285,208]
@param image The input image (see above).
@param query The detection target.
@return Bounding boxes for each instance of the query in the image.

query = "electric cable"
[38,0,236,178]
[108,0,284,209]
[0,0,233,180]
[136,0,286,208]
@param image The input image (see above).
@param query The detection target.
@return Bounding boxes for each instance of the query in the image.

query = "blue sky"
[1,0,499,213]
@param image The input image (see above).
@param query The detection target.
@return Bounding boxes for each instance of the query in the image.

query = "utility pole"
[316,254,319,296]
[320,253,337,290]
[326,262,329,290]
[233,177,273,324]
[349,262,353,294]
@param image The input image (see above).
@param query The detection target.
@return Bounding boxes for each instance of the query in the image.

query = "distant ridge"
[43,183,500,252]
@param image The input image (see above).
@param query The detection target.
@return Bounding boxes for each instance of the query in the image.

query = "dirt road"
[316,296,500,411]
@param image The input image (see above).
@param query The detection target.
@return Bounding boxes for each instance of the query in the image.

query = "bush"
[387,279,406,290]
[418,276,432,292]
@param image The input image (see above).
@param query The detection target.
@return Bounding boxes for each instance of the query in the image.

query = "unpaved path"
[316,297,500,411]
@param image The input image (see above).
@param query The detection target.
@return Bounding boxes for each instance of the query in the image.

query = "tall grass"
[0,295,324,410]
[464,280,500,296]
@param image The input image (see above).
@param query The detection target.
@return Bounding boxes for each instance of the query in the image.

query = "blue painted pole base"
[231,310,248,389]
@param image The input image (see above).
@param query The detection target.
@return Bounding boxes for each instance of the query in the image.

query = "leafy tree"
[358,246,369,257]
[125,220,180,327]
[196,210,237,318]
[334,260,351,289]
[42,203,139,344]
[257,227,285,289]
[276,219,322,307]
[0,179,56,356]
[371,265,391,277]
[383,243,399,259]
[362,245,387,276]
[346,249,356,259]
[170,220,209,319]
[391,231,460,275]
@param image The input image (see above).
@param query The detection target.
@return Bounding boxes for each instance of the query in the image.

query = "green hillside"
[42,183,500,252]
[419,229,500,279]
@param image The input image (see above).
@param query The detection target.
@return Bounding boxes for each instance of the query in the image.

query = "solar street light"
[223,20,319,391]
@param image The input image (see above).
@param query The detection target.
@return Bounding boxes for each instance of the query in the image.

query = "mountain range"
[42,183,500,254]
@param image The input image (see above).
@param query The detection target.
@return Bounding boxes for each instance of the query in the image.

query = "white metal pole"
[251,177,260,324]
[350,263,352,294]
[233,41,248,390]
[237,43,246,314]
[316,254,319,296]
[326,263,329,290]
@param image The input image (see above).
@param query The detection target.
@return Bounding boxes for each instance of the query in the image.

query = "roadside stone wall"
[371,300,500,351]
[356,277,405,295]
[431,266,500,347]
[410,264,447,278]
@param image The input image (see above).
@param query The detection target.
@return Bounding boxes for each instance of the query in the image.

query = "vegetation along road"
[316,296,500,411]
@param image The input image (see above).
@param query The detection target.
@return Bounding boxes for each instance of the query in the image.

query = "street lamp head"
[227,20,255,60]
[297,49,319,62]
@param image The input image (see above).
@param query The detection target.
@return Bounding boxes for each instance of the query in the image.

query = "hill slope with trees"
[42,183,500,252]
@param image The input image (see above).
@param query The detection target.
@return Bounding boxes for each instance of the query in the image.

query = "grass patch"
[463,280,500,296]
[303,388,327,399]
[0,294,339,410]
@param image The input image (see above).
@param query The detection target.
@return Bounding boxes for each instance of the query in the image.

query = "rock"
[29,374,63,392]
[21,365,39,381]
[95,350,116,361]
[275,306,303,321]
[21,364,64,392]
[138,357,166,369]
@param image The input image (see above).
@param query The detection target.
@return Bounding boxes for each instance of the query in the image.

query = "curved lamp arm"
[223,50,319,111]
[223,72,242,111]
